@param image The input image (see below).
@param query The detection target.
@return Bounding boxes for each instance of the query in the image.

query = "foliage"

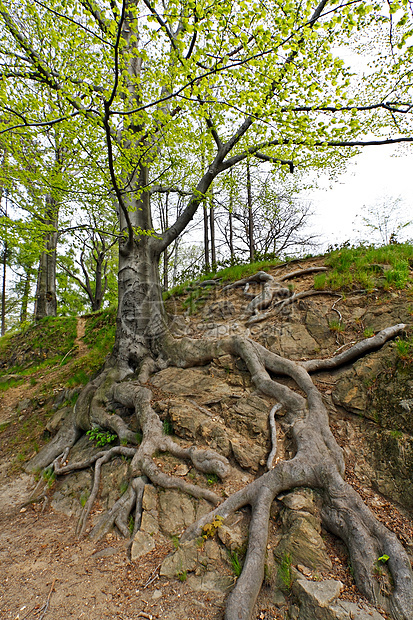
[86,427,117,447]
[202,515,224,540]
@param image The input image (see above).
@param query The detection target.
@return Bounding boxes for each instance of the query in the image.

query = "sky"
[306,143,413,251]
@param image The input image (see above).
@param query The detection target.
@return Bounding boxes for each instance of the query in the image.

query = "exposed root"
[266,403,281,469]
[170,326,412,620]
[25,264,412,620]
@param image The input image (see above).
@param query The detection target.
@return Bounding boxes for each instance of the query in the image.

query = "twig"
[143,563,162,588]
[37,579,55,620]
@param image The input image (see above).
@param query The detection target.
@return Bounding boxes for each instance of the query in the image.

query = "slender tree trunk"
[172,239,179,288]
[1,241,7,336]
[229,174,235,263]
[210,193,216,270]
[246,162,254,263]
[203,201,210,272]
[34,194,58,320]
[20,271,31,324]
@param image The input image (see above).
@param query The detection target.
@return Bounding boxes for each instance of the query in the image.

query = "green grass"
[164,258,283,300]
[0,316,77,376]
[316,243,413,292]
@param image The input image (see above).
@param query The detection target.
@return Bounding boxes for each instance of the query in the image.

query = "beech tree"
[1,1,413,619]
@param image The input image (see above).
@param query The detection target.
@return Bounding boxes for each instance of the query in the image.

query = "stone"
[158,490,195,536]
[160,540,199,578]
[229,393,271,438]
[46,406,71,434]
[217,512,249,553]
[279,323,321,358]
[230,436,266,472]
[187,571,234,594]
[17,398,31,412]
[293,577,385,620]
[150,367,233,403]
[275,497,332,572]
[130,531,156,561]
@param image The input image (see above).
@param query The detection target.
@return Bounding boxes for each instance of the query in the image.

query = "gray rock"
[160,539,199,578]
[131,531,156,561]
[187,571,234,593]
[158,489,195,536]
[294,578,385,620]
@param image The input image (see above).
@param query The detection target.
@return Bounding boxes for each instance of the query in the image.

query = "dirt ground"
[0,470,228,620]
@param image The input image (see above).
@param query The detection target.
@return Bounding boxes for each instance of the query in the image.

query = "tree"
[355,196,413,245]
[1,1,413,619]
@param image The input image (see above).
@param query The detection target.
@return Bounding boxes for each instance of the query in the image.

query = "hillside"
[0,247,413,620]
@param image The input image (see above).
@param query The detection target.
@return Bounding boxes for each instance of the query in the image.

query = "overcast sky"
[306,143,413,251]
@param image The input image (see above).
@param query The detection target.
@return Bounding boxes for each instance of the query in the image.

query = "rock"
[280,323,322,358]
[46,406,71,434]
[150,367,233,403]
[293,577,386,620]
[187,571,234,594]
[140,485,160,535]
[217,512,249,553]
[203,301,235,319]
[230,436,266,472]
[158,490,195,536]
[17,398,31,412]
[131,531,156,561]
[229,393,271,438]
[275,491,331,572]
[160,540,198,578]
[168,398,210,441]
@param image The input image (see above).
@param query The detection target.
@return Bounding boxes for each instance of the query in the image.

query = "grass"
[0,316,77,377]
[228,550,243,577]
[315,243,413,292]
[164,258,283,300]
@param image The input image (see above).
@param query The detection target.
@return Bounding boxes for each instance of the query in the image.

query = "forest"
[0,1,413,620]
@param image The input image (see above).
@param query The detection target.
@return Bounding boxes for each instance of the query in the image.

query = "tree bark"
[34,194,58,320]
[246,162,254,263]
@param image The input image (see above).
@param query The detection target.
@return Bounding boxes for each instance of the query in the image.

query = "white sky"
[305,144,413,250]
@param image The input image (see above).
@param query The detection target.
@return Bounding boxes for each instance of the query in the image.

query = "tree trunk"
[20,271,31,324]
[210,194,216,270]
[203,200,210,272]
[246,162,254,263]
[34,194,58,320]
[1,241,7,336]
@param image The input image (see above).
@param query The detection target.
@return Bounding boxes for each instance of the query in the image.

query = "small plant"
[278,552,293,592]
[328,319,345,333]
[162,419,174,435]
[177,570,187,582]
[202,514,224,539]
[228,550,243,577]
[363,327,374,338]
[80,490,90,507]
[395,336,413,366]
[206,473,219,486]
[42,466,56,488]
[119,480,129,495]
[171,534,180,550]
[128,515,135,536]
[313,273,327,290]
[86,427,117,447]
